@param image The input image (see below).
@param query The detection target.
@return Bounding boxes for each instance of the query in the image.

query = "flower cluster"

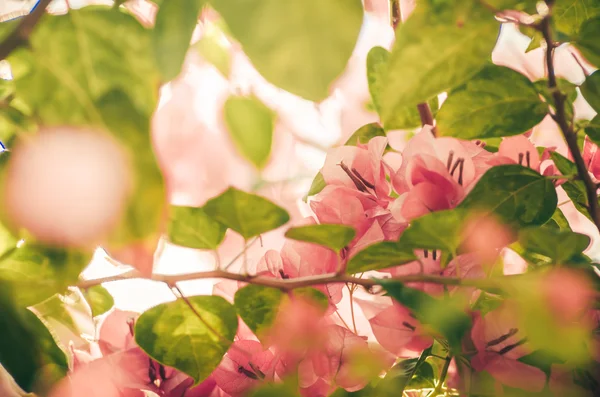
[59,128,600,397]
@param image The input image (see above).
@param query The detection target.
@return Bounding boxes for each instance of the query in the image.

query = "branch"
[0,0,53,61]
[77,268,504,292]
[539,4,600,232]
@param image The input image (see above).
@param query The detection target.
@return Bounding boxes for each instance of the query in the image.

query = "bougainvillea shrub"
[0,0,600,396]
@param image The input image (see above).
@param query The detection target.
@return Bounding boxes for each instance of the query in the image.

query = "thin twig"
[539,2,600,232]
[78,268,504,291]
[0,0,53,61]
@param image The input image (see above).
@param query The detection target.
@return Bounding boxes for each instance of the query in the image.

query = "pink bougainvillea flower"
[384,252,443,296]
[213,339,276,397]
[471,305,546,392]
[256,218,343,305]
[540,269,594,324]
[461,214,515,265]
[492,135,541,171]
[583,136,600,181]
[3,127,132,248]
[389,129,491,222]
[264,295,330,358]
[291,325,372,396]
[320,136,390,199]
[356,298,433,355]
[53,309,211,397]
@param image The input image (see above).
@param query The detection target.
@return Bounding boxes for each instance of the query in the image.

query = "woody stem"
[539,1,600,232]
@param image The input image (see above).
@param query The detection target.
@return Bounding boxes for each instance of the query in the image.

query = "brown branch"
[0,0,53,61]
[417,102,436,129]
[77,268,504,292]
[539,4,600,232]
[390,0,401,29]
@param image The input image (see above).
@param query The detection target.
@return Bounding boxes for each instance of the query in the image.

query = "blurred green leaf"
[0,243,92,307]
[0,288,68,394]
[581,70,600,112]
[195,20,231,77]
[518,227,590,265]
[347,241,416,273]
[168,205,227,250]
[224,96,275,169]
[576,16,600,67]
[212,0,363,101]
[285,224,355,253]
[82,285,114,317]
[153,0,206,81]
[380,0,499,125]
[203,187,290,239]
[234,285,283,338]
[7,7,165,245]
[135,296,237,383]
[9,7,159,122]
[553,0,600,38]
[249,383,301,397]
[377,280,471,350]
[459,165,557,227]
[344,123,386,146]
[438,65,547,139]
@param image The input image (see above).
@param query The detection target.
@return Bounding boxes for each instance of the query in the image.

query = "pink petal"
[498,135,541,170]
[213,340,275,397]
[485,356,546,392]
[98,309,139,355]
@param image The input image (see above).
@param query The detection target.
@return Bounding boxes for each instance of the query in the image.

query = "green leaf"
[545,208,572,231]
[584,115,600,144]
[203,187,290,239]
[34,290,95,346]
[167,205,227,250]
[292,287,329,312]
[195,19,231,77]
[153,0,205,81]
[553,0,600,38]
[458,165,558,227]
[344,123,386,146]
[550,152,598,222]
[379,1,499,125]
[304,172,326,201]
[377,280,472,350]
[385,354,435,392]
[347,241,416,273]
[234,285,283,338]
[438,65,547,139]
[7,8,165,245]
[367,46,390,114]
[83,285,115,317]
[0,243,92,307]
[96,91,166,245]
[518,227,590,265]
[581,71,600,112]
[285,224,355,253]
[212,0,363,101]
[135,296,238,382]
[575,16,600,66]
[223,96,275,169]
[398,209,467,253]
[9,7,159,122]
[0,288,68,394]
